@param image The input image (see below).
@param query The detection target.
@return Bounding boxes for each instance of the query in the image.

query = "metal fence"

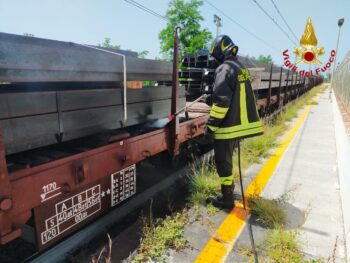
[334,51,350,113]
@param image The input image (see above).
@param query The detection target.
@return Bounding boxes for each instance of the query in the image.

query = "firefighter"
[205,35,264,209]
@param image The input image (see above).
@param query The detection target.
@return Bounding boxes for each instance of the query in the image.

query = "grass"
[240,228,324,263]
[249,196,285,228]
[206,203,219,216]
[265,228,304,262]
[247,187,297,229]
[187,160,220,205]
[133,211,188,263]
[264,228,324,263]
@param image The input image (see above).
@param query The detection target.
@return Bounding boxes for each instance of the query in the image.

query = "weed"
[90,234,112,263]
[240,228,324,263]
[239,246,254,257]
[133,211,188,263]
[264,228,324,263]
[189,204,203,223]
[187,161,220,205]
[274,185,299,204]
[238,246,256,263]
[249,196,285,228]
[206,203,219,216]
[265,228,302,262]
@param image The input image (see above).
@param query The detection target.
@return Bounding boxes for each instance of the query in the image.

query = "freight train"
[0,32,322,254]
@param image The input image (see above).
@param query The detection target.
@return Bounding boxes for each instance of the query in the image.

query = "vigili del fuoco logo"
[282,17,336,76]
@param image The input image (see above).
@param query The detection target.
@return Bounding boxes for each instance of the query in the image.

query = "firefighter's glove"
[204,94,212,106]
[203,126,214,143]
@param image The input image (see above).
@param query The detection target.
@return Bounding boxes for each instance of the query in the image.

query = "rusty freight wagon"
[0,31,210,252]
[0,31,322,254]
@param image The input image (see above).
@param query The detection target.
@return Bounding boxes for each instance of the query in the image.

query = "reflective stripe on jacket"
[207,58,263,140]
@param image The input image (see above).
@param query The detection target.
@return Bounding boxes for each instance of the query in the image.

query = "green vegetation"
[98,37,121,49]
[265,228,305,262]
[240,228,324,263]
[258,54,274,65]
[249,196,285,228]
[137,50,149,59]
[206,203,219,216]
[187,161,220,205]
[98,37,149,58]
[159,0,212,59]
[133,211,188,263]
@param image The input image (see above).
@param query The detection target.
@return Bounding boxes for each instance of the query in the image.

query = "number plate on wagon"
[34,165,136,250]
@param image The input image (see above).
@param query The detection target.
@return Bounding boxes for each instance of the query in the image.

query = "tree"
[98,37,121,49]
[159,0,212,59]
[258,54,274,65]
[137,50,149,59]
[98,38,149,58]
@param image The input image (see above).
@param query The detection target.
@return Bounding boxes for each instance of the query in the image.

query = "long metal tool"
[237,140,259,263]
[168,94,207,121]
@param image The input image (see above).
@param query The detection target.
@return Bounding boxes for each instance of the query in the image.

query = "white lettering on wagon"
[40,185,101,245]
[41,182,62,203]
[111,164,136,207]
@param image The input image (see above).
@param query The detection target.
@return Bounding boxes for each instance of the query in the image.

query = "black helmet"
[209,35,238,63]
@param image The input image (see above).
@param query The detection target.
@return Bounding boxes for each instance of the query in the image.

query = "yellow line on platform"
[194,95,319,263]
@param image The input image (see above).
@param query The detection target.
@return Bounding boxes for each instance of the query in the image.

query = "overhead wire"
[251,0,298,46]
[124,0,280,53]
[204,0,279,52]
[270,0,299,43]
[123,0,168,22]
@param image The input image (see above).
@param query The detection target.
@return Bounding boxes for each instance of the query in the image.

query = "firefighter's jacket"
[207,58,264,140]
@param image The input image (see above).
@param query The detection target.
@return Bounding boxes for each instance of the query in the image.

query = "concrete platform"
[170,88,349,262]
[228,89,348,262]
[241,89,346,261]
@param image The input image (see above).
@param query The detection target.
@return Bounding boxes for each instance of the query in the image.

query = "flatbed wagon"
[0,31,322,254]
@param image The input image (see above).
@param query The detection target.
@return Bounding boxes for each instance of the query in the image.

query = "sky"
[0,0,349,69]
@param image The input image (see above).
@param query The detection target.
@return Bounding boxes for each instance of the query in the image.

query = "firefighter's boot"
[207,185,235,209]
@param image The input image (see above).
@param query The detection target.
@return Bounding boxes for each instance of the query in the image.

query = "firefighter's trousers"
[213,139,236,186]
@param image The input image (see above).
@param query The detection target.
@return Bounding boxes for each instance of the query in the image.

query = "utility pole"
[213,14,222,36]
[332,18,345,78]
[330,18,345,99]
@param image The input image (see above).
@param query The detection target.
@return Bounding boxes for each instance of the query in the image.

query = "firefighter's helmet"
[209,35,238,63]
